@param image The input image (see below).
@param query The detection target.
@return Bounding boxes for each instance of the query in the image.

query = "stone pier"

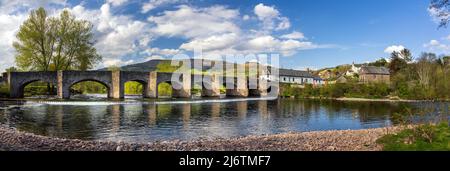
[171,73,191,98]
[201,74,221,97]
[226,77,249,97]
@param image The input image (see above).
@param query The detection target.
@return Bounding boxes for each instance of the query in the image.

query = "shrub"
[0,84,9,97]
[377,122,450,151]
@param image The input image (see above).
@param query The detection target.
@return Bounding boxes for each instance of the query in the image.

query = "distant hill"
[98,59,248,72]
[98,59,165,72]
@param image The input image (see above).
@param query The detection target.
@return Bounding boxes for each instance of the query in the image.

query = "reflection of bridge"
[7,71,278,99]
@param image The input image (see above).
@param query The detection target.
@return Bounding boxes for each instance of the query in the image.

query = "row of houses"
[264,64,390,86]
[262,68,324,86]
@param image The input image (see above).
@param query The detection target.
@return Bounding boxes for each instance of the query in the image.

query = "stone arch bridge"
[7,71,278,99]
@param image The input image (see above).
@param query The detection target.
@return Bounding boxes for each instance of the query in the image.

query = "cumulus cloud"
[0,1,327,71]
[141,0,184,13]
[241,36,318,56]
[180,33,239,51]
[0,0,66,14]
[243,15,250,21]
[281,31,305,40]
[66,3,153,68]
[254,3,291,31]
[145,55,165,61]
[107,0,127,6]
[148,5,240,38]
[424,40,450,53]
[0,0,65,72]
[104,58,135,67]
[384,45,405,54]
[0,13,27,72]
[144,48,180,56]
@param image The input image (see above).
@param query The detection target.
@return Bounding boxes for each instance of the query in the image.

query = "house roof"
[278,68,314,78]
[360,66,390,75]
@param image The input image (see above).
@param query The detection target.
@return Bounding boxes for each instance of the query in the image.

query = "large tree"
[389,49,412,75]
[13,7,101,71]
[430,0,450,28]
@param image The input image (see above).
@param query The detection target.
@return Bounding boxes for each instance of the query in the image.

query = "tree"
[107,65,121,71]
[13,7,101,71]
[389,49,412,75]
[415,53,437,88]
[370,58,388,67]
[5,67,18,72]
[430,0,450,28]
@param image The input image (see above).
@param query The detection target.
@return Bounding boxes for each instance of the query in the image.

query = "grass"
[377,122,450,151]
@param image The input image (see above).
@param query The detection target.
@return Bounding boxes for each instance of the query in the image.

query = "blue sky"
[0,0,449,72]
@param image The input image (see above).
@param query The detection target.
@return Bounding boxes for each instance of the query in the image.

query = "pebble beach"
[0,126,400,151]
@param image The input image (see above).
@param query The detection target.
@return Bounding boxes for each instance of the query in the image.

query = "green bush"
[377,122,450,151]
[0,84,10,97]
[279,82,392,99]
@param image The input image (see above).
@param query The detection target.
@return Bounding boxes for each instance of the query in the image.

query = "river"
[0,96,448,143]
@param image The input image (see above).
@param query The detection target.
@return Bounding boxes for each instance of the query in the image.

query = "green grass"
[377,122,450,151]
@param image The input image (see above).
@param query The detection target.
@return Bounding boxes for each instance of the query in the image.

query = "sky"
[0,0,449,72]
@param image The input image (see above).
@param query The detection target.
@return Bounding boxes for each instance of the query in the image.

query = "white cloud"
[0,0,66,14]
[66,3,153,68]
[0,0,66,72]
[145,55,165,61]
[242,35,318,56]
[141,0,183,13]
[243,15,250,21]
[281,31,305,40]
[0,13,27,72]
[384,45,405,54]
[254,3,279,20]
[0,1,326,71]
[180,33,238,51]
[424,40,450,53]
[104,58,135,67]
[148,5,240,38]
[107,0,127,6]
[253,3,290,31]
[446,35,450,41]
[144,48,180,56]
[276,17,291,30]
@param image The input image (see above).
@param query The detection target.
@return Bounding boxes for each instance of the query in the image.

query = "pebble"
[0,126,401,151]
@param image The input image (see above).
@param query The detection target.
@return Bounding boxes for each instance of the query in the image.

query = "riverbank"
[0,126,401,151]
[282,96,448,102]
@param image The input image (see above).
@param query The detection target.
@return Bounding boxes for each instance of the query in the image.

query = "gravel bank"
[0,126,400,151]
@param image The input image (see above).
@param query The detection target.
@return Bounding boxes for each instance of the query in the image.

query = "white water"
[24,97,278,106]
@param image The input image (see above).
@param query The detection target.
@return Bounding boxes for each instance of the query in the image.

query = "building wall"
[280,76,314,84]
[360,74,390,83]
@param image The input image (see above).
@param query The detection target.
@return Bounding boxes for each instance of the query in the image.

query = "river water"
[0,96,448,143]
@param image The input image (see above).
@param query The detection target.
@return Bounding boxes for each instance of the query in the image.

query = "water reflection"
[0,99,448,143]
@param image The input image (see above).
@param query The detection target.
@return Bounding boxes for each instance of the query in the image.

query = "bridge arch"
[120,71,150,98]
[9,72,58,98]
[61,71,113,99]
[66,79,112,98]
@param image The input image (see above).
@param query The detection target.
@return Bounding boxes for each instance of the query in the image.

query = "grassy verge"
[377,122,450,151]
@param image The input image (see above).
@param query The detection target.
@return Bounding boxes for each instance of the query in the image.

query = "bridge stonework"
[8,70,277,99]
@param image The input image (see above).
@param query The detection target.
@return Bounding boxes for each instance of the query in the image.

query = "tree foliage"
[389,49,412,75]
[13,7,101,71]
[430,0,450,28]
